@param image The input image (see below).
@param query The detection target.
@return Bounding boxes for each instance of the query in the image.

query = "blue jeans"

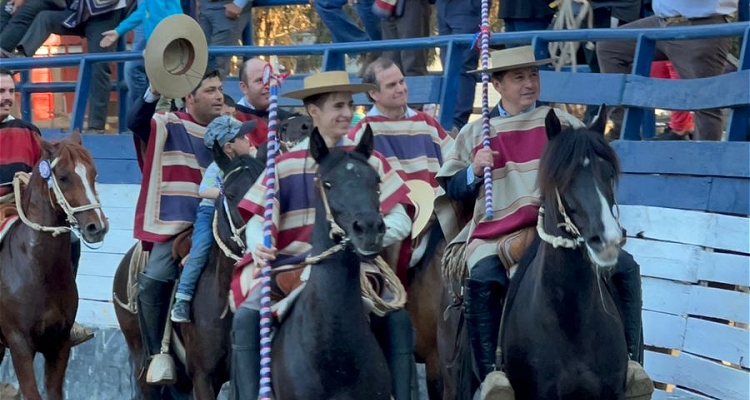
[314,0,381,44]
[436,0,480,130]
[124,24,148,111]
[176,205,215,301]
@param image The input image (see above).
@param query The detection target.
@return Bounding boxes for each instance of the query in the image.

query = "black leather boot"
[383,309,415,400]
[464,278,503,381]
[612,251,644,363]
[137,272,173,367]
[230,307,261,400]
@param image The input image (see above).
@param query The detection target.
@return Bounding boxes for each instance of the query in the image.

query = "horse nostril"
[377,220,385,234]
[85,223,99,234]
[588,236,603,248]
[353,221,364,234]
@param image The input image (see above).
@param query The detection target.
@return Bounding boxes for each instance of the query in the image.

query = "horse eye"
[324,182,332,189]
[58,175,70,183]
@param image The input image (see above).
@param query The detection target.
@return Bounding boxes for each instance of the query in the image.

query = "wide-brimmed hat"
[282,71,376,100]
[405,180,435,240]
[144,14,208,99]
[469,46,553,74]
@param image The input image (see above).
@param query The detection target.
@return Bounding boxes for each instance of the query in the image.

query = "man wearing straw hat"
[228,71,416,400]
[436,46,647,388]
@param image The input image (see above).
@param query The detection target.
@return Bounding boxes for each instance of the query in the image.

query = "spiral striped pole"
[259,63,281,400]
[479,0,493,219]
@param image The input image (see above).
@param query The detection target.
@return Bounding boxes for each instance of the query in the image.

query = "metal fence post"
[622,34,656,140]
[71,58,93,133]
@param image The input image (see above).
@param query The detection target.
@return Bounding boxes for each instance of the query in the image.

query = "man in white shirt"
[596,0,737,141]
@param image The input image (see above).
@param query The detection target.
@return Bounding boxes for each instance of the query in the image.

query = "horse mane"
[537,126,620,203]
[49,137,95,168]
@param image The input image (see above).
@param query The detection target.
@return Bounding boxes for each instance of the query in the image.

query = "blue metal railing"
[0,20,748,139]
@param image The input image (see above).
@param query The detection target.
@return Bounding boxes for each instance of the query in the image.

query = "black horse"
[500,109,629,400]
[271,128,392,399]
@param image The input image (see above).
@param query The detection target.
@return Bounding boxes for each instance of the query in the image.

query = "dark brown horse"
[113,154,264,400]
[0,131,109,400]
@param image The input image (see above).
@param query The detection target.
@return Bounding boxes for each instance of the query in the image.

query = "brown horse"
[0,131,109,400]
[113,154,264,400]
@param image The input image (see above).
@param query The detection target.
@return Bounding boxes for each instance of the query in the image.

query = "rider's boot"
[464,278,503,381]
[69,234,94,346]
[137,272,174,383]
[383,309,415,400]
[230,307,261,400]
[612,252,654,399]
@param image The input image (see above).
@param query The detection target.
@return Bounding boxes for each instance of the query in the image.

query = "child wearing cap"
[170,115,252,323]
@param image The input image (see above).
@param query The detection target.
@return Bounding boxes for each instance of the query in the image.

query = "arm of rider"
[382,203,411,248]
[198,163,222,200]
[245,214,277,263]
[126,88,160,142]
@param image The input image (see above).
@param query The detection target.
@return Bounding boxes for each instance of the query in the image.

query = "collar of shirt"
[237,97,255,109]
[1,115,15,123]
[367,105,417,119]
[496,101,537,117]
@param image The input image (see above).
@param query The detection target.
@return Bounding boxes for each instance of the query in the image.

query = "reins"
[12,158,102,238]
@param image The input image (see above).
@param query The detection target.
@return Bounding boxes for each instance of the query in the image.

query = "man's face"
[0,74,15,121]
[308,92,354,143]
[369,65,408,110]
[240,60,270,111]
[187,76,224,125]
[493,66,541,112]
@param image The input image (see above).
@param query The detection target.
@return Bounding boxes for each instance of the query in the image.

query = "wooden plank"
[644,351,749,399]
[99,207,135,231]
[75,299,119,328]
[650,387,713,400]
[621,71,750,110]
[643,277,750,325]
[95,184,140,206]
[81,134,138,159]
[707,176,750,216]
[87,228,137,255]
[682,317,750,369]
[94,159,142,184]
[540,71,625,105]
[620,205,750,254]
[612,141,750,178]
[643,310,686,349]
[625,237,750,287]
[78,252,124,278]
[76,275,115,302]
[617,174,711,212]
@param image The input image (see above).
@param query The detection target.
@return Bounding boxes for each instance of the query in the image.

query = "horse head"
[539,107,623,268]
[278,114,313,153]
[37,130,108,243]
[218,153,264,233]
[310,124,385,258]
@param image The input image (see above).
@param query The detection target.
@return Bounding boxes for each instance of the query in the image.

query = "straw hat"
[469,46,553,74]
[144,14,208,99]
[282,71,376,100]
[405,180,435,240]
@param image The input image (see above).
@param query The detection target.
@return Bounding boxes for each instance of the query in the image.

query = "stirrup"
[480,370,515,400]
[69,322,94,346]
[625,360,654,400]
[146,352,177,385]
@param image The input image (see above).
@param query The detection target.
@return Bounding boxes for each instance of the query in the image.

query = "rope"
[361,257,407,317]
[258,63,286,400]
[479,0,493,219]
[13,172,70,236]
[549,0,594,72]
[212,210,242,262]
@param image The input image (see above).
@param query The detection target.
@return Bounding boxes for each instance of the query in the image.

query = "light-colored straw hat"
[469,45,553,74]
[281,71,376,100]
[144,14,208,99]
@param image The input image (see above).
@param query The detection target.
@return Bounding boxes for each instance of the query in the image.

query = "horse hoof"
[0,383,21,400]
[481,371,516,400]
[625,360,654,400]
[147,353,178,385]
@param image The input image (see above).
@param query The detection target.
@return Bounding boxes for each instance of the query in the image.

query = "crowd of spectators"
[0,0,742,139]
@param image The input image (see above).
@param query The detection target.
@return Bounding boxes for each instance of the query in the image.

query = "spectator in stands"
[650,60,693,140]
[375,0,431,76]
[312,0,382,74]
[0,69,94,346]
[0,0,65,58]
[223,93,236,116]
[197,0,252,78]
[435,0,480,133]
[99,0,182,115]
[15,1,127,132]
[596,0,736,141]
[499,0,554,33]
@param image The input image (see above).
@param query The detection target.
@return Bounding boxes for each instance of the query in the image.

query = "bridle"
[13,157,103,238]
[303,175,348,265]
[212,166,249,261]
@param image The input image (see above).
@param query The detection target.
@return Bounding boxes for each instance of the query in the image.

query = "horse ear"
[587,104,607,135]
[40,140,56,159]
[309,128,329,163]
[69,128,82,145]
[355,124,374,158]
[545,108,562,140]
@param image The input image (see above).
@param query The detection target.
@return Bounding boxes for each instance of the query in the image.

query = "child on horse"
[229,71,416,400]
[436,46,647,385]
[0,68,93,346]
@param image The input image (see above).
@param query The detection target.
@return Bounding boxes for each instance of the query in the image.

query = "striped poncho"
[0,117,41,198]
[133,112,213,243]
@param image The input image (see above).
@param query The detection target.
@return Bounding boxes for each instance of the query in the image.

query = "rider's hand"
[99,30,120,48]
[224,3,241,20]
[472,148,497,177]
[254,244,277,262]
[8,0,24,14]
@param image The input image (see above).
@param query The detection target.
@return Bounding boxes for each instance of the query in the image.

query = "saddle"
[271,261,386,301]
